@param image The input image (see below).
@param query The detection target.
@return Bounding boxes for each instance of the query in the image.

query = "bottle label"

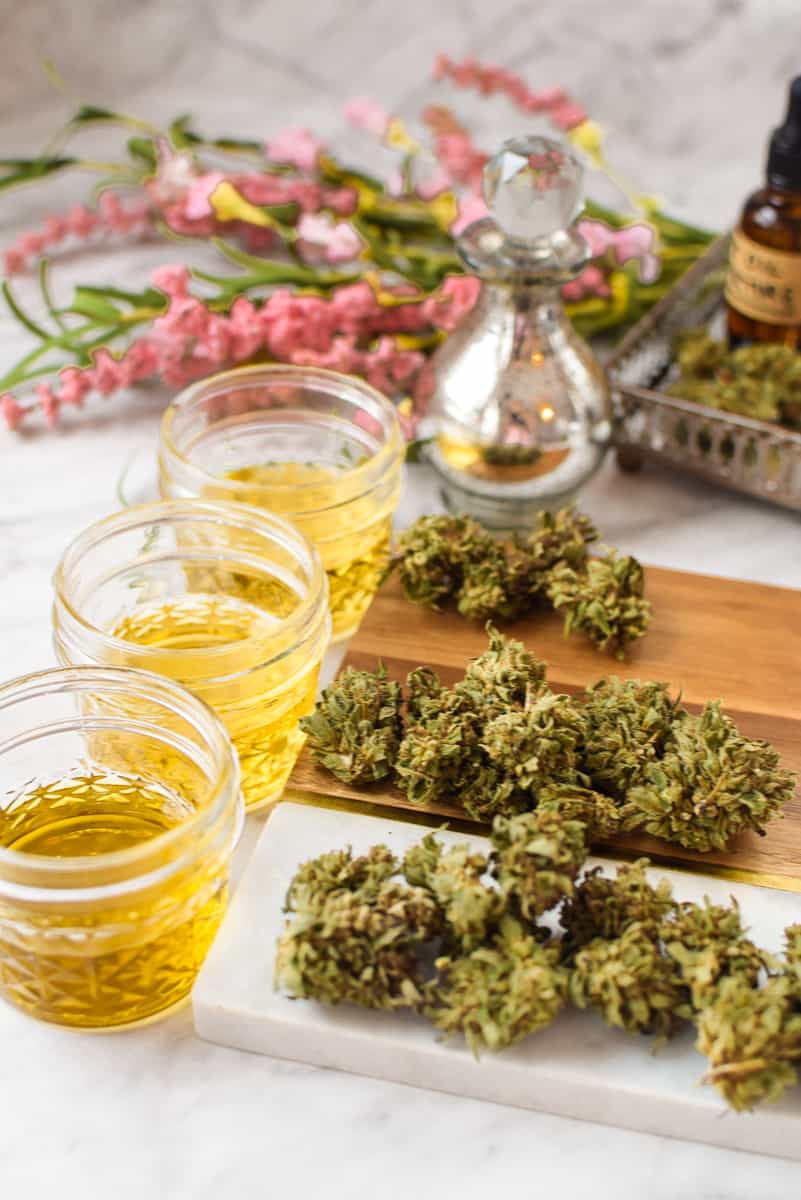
[725,229,801,325]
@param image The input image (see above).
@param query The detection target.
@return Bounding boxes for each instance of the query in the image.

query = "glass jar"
[158,364,404,641]
[53,499,330,811]
[0,665,242,1029]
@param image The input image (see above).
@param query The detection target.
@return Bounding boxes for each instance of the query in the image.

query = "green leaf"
[70,104,122,124]
[75,283,166,309]
[68,289,124,323]
[127,136,157,168]
[405,436,433,463]
[38,260,67,333]
[2,280,52,340]
[169,114,203,148]
[0,155,77,191]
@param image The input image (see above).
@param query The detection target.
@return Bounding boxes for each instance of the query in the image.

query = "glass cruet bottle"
[426,134,612,528]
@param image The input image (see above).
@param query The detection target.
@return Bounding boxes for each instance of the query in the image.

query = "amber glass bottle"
[726,76,801,349]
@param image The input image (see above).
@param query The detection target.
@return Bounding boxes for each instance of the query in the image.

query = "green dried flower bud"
[395,691,483,809]
[620,701,796,851]
[660,898,765,1012]
[582,678,682,798]
[405,665,444,722]
[480,691,586,795]
[520,505,599,576]
[456,543,534,623]
[570,922,691,1042]
[537,784,622,842]
[300,664,403,784]
[491,809,587,921]
[560,859,675,958]
[784,924,801,967]
[276,846,442,1010]
[424,915,568,1054]
[697,974,801,1110]
[546,551,652,658]
[394,514,494,609]
[403,833,505,951]
[458,625,547,712]
[284,843,398,912]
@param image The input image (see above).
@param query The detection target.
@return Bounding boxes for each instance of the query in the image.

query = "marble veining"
[1,1,800,1195]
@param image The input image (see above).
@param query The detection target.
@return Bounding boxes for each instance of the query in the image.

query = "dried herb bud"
[582,677,681,798]
[537,784,622,842]
[284,843,397,911]
[403,833,505,951]
[560,860,675,958]
[276,847,441,1010]
[405,665,444,722]
[456,544,534,623]
[491,809,587,920]
[395,691,483,809]
[697,974,801,1110]
[784,924,801,968]
[620,701,796,851]
[660,898,765,1012]
[424,915,568,1054]
[480,692,586,796]
[300,664,403,784]
[570,922,691,1042]
[546,551,652,658]
[519,505,599,576]
[393,514,494,609]
[458,625,547,712]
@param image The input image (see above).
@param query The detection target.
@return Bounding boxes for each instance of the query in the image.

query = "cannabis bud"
[388,508,650,657]
[546,551,651,659]
[424,915,568,1055]
[276,844,441,1010]
[582,678,680,798]
[659,897,765,1012]
[620,701,796,851]
[403,833,504,952]
[491,809,587,920]
[560,859,675,960]
[570,922,690,1042]
[300,664,403,784]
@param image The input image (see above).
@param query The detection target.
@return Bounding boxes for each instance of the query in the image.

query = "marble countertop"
[2,1,801,1195]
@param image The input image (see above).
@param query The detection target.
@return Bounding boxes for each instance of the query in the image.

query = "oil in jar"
[0,768,226,1028]
[110,593,320,809]
[222,462,393,640]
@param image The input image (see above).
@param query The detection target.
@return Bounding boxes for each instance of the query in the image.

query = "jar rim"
[0,665,242,898]
[159,363,405,513]
[52,498,330,672]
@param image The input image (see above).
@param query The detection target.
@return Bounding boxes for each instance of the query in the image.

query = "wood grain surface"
[289,567,801,888]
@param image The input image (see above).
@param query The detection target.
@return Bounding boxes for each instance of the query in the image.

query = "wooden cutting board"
[289,566,801,889]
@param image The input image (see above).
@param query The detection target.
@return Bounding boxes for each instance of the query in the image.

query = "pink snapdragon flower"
[344,96,391,138]
[184,172,226,220]
[0,393,25,431]
[297,213,364,263]
[266,127,322,172]
[422,274,480,330]
[611,223,660,283]
[562,265,612,301]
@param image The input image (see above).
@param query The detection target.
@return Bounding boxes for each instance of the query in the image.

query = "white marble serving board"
[193,801,801,1161]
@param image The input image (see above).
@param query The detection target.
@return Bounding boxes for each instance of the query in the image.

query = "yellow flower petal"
[385,117,419,154]
[210,180,273,227]
[568,119,606,168]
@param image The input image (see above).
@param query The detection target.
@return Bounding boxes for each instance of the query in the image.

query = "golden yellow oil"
[0,769,226,1028]
[222,463,394,639]
[110,594,319,809]
[436,433,570,483]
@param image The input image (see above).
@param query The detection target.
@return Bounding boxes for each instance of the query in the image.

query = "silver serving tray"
[607,235,801,512]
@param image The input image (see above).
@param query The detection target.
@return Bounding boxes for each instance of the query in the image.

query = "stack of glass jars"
[0,365,404,1029]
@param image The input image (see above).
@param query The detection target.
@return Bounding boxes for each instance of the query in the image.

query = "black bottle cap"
[767,75,801,190]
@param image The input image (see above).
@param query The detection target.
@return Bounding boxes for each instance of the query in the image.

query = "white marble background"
[1,1,800,1197]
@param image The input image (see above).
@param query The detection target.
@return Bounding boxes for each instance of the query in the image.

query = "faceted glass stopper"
[483,135,583,246]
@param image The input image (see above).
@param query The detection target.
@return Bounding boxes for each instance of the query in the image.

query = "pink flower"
[562,265,612,301]
[611,223,660,284]
[59,366,91,407]
[550,102,587,131]
[184,171,225,220]
[147,142,198,207]
[329,282,380,334]
[322,187,358,216]
[19,232,45,257]
[423,274,480,331]
[122,340,159,382]
[228,297,264,360]
[450,194,488,236]
[36,383,61,429]
[0,393,25,431]
[88,348,125,395]
[266,127,322,172]
[152,264,191,298]
[3,248,25,274]
[67,205,98,238]
[344,96,390,138]
[416,164,452,200]
[155,296,210,339]
[577,219,615,258]
[297,213,364,264]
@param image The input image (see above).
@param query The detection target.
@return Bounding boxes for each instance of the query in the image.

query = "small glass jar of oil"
[53,500,330,811]
[158,365,404,641]
[0,665,242,1029]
